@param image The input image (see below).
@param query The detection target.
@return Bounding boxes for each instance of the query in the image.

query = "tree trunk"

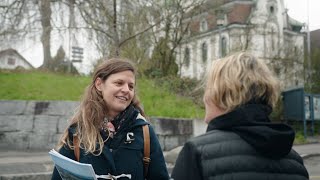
[39,0,52,69]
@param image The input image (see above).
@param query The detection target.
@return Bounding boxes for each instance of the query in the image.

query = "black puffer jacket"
[171,103,309,180]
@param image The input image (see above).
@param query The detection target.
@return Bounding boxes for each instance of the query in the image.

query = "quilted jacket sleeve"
[171,141,203,180]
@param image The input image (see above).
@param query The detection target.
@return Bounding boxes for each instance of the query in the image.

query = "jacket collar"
[206,103,295,159]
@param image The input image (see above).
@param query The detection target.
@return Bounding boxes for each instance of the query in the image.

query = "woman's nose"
[121,84,130,92]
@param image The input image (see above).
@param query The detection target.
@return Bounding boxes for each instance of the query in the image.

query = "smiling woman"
[51,58,169,180]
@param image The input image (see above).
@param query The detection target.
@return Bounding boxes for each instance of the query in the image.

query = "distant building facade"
[176,0,305,89]
[0,49,34,70]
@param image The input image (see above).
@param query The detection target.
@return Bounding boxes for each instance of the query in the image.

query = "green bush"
[154,76,204,108]
[294,131,307,144]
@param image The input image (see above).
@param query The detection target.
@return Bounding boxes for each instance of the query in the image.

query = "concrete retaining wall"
[0,100,207,151]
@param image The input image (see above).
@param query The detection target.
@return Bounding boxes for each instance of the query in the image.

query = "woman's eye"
[115,81,122,86]
[129,85,134,91]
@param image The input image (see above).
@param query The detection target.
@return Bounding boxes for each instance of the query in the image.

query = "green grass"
[0,70,90,100]
[0,70,204,118]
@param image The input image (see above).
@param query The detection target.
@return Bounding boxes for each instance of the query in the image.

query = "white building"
[176,0,305,89]
[0,49,34,70]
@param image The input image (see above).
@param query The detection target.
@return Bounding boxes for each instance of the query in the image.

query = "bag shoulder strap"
[73,134,80,162]
[73,116,151,178]
[142,124,151,178]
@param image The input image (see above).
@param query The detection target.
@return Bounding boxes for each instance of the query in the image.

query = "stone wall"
[151,117,193,151]
[0,100,78,150]
[0,100,206,151]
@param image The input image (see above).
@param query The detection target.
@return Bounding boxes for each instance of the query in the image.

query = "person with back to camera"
[51,58,169,180]
[171,52,309,180]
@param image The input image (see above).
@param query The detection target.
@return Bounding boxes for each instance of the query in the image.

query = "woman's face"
[95,70,135,118]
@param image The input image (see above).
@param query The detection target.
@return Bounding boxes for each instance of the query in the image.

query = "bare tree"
[0,0,58,69]
[0,0,204,72]
[0,1,30,38]
[74,0,161,58]
[145,0,204,76]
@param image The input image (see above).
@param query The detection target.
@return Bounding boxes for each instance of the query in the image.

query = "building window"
[294,46,298,55]
[200,19,208,32]
[7,58,15,65]
[201,42,207,63]
[221,37,227,57]
[266,2,277,15]
[270,6,274,13]
[183,47,190,67]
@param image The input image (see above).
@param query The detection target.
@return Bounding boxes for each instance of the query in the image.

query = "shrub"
[154,76,204,108]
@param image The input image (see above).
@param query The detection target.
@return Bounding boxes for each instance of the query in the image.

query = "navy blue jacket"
[52,114,169,180]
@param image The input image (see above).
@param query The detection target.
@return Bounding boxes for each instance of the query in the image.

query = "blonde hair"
[204,52,280,113]
[57,58,145,155]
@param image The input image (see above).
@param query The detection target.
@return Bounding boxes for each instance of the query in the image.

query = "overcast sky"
[284,0,320,31]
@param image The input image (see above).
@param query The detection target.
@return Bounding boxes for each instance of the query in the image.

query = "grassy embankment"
[0,70,204,119]
[1,70,315,144]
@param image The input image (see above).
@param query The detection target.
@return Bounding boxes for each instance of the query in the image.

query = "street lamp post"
[307,0,311,90]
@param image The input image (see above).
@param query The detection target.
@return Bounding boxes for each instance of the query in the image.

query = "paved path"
[304,156,320,180]
[0,151,50,164]
[293,143,320,158]
[0,150,52,179]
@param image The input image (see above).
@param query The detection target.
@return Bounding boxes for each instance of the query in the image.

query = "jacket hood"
[207,103,295,159]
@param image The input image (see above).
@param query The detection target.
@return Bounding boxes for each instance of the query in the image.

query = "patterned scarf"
[100,104,138,142]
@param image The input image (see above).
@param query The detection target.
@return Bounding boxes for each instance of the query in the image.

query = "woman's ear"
[95,77,103,91]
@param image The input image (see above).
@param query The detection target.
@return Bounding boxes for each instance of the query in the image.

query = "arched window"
[270,6,274,13]
[200,19,208,32]
[183,47,190,67]
[201,42,207,63]
[221,37,227,57]
[266,1,277,15]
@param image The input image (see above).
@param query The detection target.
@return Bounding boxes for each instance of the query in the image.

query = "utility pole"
[68,0,76,73]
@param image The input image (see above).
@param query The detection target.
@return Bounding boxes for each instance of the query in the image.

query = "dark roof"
[185,0,253,18]
[0,48,34,68]
[287,16,304,32]
[187,1,253,33]
[226,3,252,24]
